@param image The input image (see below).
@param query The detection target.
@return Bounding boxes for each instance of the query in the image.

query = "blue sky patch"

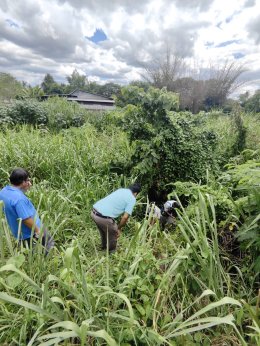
[87,29,107,44]
[233,52,245,59]
[216,39,240,47]
[5,19,19,28]
[205,41,214,47]
[225,15,233,23]
[216,21,222,29]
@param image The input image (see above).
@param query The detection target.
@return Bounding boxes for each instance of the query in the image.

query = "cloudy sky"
[0,0,259,94]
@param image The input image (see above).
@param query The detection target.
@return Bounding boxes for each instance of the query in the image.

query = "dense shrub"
[172,180,234,223]
[171,149,260,272]
[44,97,85,130]
[0,97,87,130]
[0,100,48,126]
[221,149,260,271]
[240,89,260,113]
[113,86,219,186]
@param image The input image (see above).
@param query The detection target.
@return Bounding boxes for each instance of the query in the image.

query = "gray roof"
[42,90,115,110]
[67,97,114,103]
[69,89,114,102]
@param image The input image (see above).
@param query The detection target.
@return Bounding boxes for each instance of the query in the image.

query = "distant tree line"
[142,49,247,113]
[238,89,260,113]
[0,57,259,113]
[40,69,122,99]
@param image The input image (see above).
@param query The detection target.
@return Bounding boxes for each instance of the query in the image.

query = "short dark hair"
[128,183,141,194]
[9,168,30,186]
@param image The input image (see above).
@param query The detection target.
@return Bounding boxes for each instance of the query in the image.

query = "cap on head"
[164,200,180,212]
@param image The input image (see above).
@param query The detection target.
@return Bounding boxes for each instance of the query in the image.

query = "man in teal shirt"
[91,183,141,252]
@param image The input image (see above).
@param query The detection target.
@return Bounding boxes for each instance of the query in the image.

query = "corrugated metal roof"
[67,97,114,103]
[69,89,114,101]
[42,89,115,110]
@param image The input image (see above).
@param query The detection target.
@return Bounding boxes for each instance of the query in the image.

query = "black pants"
[21,230,54,254]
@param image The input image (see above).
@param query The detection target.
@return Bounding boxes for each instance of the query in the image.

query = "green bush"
[0,100,48,126]
[114,86,219,186]
[44,97,86,130]
[0,97,87,131]
[172,180,234,223]
[221,150,260,271]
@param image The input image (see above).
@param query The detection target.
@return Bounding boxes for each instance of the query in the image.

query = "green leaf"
[6,254,25,268]
[0,292,60,321]
[87,330,118,346]
[184,297,241,323]
[167,314,236,337]
[0,264,42,293]
[37,331,77,346]
[6,273,23,289]
[46,320,80,334]
[96,291,135,325]
[135,303,145,316]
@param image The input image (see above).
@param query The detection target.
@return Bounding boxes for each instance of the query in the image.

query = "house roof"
[41,89,115,110]
[66,97,114,103]
[68,89,114,102]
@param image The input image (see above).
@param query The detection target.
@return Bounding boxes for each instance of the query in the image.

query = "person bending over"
[160,199,180,230]
[91,183,141,252]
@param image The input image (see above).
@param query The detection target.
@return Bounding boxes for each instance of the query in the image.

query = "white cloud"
[0,0,259,94]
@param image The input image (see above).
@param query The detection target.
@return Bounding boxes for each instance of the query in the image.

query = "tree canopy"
[143,51,246,112]
[0,73,24,100]
[66,69,87,91]
[239,89,260,113]
[114,86,219,187]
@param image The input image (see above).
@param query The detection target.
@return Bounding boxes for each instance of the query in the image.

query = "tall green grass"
[0,124,259,345]
[203,111,260,162]
[0,124,132,187]
[0,217,246,345]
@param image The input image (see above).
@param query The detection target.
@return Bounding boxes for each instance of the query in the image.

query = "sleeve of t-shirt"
[15,199,33,220]
[125,199,136,215]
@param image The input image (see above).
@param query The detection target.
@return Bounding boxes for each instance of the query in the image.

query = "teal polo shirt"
[0,185,41,240]
[94,188,136,218]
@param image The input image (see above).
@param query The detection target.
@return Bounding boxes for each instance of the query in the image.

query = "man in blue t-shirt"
[0,168,54,252]
[91,183,141,252]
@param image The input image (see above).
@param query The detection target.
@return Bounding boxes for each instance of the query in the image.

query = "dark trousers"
[91,211,118,251]
[160,215,176,230]
[21,229,54,254]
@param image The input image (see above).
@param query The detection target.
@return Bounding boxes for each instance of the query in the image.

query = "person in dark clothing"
[160,200,180,230]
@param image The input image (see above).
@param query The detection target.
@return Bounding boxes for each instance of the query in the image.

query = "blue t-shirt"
[0,186,41,240]
[93,188,136,218]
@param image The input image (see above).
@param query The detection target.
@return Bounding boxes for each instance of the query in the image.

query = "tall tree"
[66,69,87,91]
[172,77,205,113]
[204,61,246,108]
[41,74,56,94]
[99,82,121,98]
[142,50,246,112]
[240,89,260,113]
[143,48,186,90]
[130,80,150,91]
[22,86,44,99]
[0,72,23,100]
